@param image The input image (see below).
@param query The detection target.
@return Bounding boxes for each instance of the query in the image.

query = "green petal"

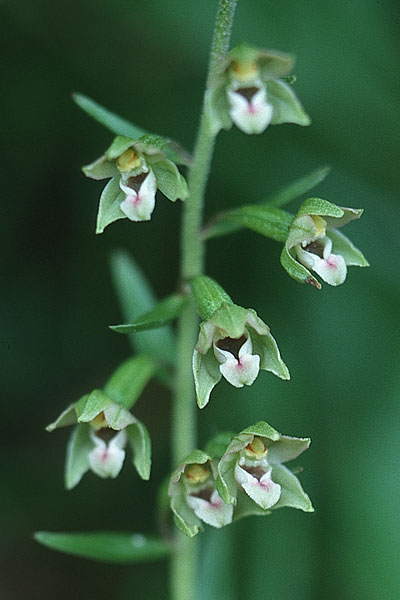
[267,436,311,464]
[148,158,188,202]
[46,403,77,432]
[329,229,369,267]
[193,348,221,409]
[82,155,119,180]
[75,389,112,423]
[250,329,290,380]
[126,419,152,480]
[267,80,311,126]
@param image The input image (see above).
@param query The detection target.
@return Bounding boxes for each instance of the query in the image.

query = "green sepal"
[267,435,311,464]
[170,495,203,538]
[126,419,152,480]
[34,531,171,563]
[280,244,321,289]
[110,294,188,334]
[73,92,191,166]
[329,229,369,267]
[147,157,188,202]
[296,197,344,219]
[82,155,119,180]
[193,347,222,409]
[204,85,232,136]
[46,404,76,432]
[75,390,111,422]
[137,133,168,153]
[227,44,294,81]
[190,275,233,321]
[267,80,311,126]
[96,176,125,234]
[104,355,157,410]
[105,135,136,160]
[234,490,271,521]
[271,464,314,512]
[110,251,176,371]
[265,166,331,209]
[216,205,293,243]
[64,424,92,490]
[210,304,248,339]
[240,421,281,440]
[247,323,290,380]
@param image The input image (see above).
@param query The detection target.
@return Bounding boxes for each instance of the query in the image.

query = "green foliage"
[104,355,157,409]
[110,294,188,334]
[191,275,233,321]
[35,531,171,563]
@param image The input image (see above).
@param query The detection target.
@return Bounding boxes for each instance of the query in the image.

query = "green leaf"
[216,205,293,243]
[35,531,171,563]
[267,80,311,126]
[329,229,369,267]
[271,464,314,512]
[191,275,233,321]
[280,245,321,289]
[64,424,92,490]
[127,419,152,480]
[104,355,157,410]
[109,251,176,370]
[96,176,126,234]
[73,93,191,166]
[110,294,188,334]
[148,157,188,202]
[265,166,331,208]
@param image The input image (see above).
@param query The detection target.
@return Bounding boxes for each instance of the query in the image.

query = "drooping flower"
[168,450,233,537]
[192,298,289,408]
[205,43,310,136]
[281,198,369,288]
[46,356,155,489]
[216,422,313,517]
[83,135,188,232]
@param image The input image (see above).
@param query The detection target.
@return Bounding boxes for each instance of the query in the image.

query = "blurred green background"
[2,0,399,598]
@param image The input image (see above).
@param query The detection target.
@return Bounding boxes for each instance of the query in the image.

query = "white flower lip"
[213,332,260,388]
[88,429,127,479]
[227,82,273,134]
[296,235,347,286]
[186,489,233,528]
[119,169,157,222]
[234,462,281,510]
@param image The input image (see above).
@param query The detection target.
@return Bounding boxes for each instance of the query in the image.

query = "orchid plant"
[36,2,368,599]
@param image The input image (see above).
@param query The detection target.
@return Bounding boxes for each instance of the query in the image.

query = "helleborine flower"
[82,134,188,233]
[216,422,313,518]
[192,302,289,409]
[227,80,273,134]
[46,387,151,489]
[205,42,310,136]
[168,450,233,537]
[281,198,369,289]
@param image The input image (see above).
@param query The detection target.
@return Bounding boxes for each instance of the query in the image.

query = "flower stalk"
[171,1,238,599]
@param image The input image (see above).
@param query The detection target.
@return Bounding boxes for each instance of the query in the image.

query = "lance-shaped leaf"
[73,93,191,166]
[110,251,176,370]
[191,276,233,321]
[211,205,293,243]
[35,531,171,563]
[267,80,311,126]
[202,167,330,240]
[109,294,188,334]
[104,355,157,410]
[126,419,152,480]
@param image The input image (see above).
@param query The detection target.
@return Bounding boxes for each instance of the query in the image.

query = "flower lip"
[124,172,149,192]
[215,334,247,360]
[301,240,325,258]
[234,86,261,102]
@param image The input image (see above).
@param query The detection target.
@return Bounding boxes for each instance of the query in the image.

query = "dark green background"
[2,0,399,598]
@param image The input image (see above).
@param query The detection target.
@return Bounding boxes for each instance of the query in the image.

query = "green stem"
[171,2,238,600]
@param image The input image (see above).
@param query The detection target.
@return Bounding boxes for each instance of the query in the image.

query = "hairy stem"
[171,1,238,599]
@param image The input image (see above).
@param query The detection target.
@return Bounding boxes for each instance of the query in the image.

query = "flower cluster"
[83,134,188,232]
[281,198,369,288]
[168,422,313,537]
[206,43,310,135]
